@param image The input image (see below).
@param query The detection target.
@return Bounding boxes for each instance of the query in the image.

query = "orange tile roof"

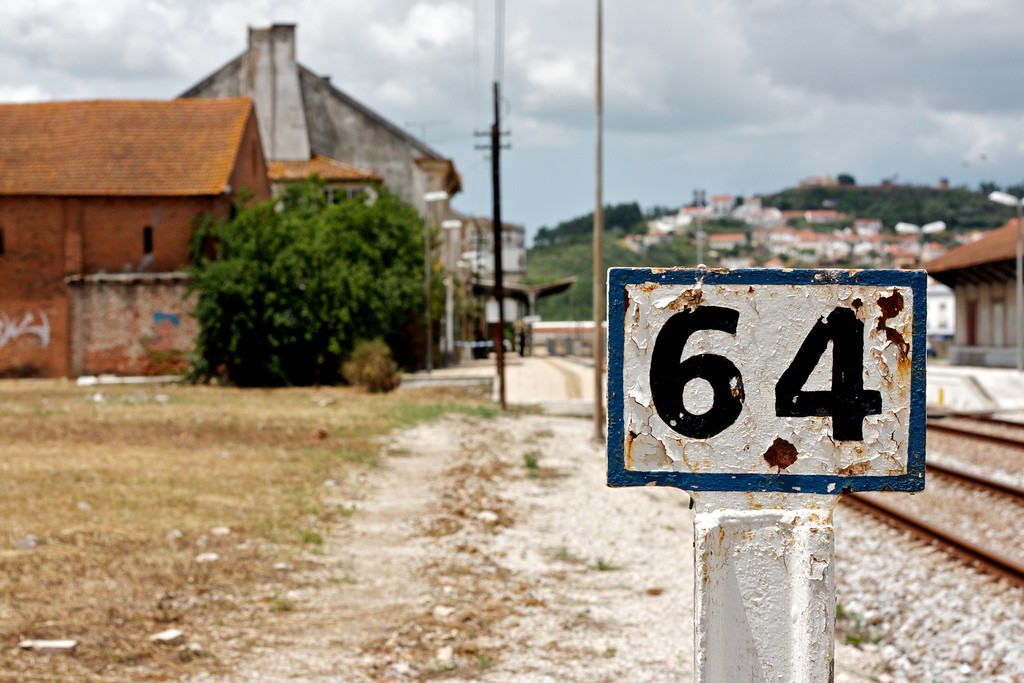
[0,99,254,196]
[924,220,1020,274]
[267,155,381,183]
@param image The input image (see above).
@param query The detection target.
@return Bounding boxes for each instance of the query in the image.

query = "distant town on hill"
[524,175,1024,321]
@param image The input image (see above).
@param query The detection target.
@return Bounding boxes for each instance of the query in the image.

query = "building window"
[143,226,153,255]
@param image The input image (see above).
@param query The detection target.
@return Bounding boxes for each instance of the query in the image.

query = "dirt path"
[190,412,882,682]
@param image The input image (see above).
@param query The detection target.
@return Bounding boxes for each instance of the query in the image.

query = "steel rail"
[926,461,1024,500]
[965,414,1024,431]
[844,493,1024,589]
[927,420,1024,450]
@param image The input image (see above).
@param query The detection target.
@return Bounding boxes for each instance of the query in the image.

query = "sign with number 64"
[606,268,926,494]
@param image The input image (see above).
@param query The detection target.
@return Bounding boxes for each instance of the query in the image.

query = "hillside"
[524,182,1022,321]
[762,183,1013,232]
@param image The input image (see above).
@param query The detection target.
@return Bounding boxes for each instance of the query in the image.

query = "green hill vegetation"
[762,182,1018,233]
[525,181,1024,321]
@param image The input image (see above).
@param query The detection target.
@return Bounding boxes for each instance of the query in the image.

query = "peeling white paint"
[694,493,837,682]
[622,283,913,478]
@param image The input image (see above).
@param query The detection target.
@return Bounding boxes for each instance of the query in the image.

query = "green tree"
[526,231,698,321]
[533,202,647,247]
[188,180,427,386]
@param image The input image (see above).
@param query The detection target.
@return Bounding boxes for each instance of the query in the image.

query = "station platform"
[400,354,602,417]
[927,362,1024,414]
[404,356,1024,418]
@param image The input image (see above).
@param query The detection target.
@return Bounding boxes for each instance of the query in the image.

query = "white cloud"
[2,0,1024,230]
[918,111,1015,165]
[0,84,50,103]
[370,2,473,60]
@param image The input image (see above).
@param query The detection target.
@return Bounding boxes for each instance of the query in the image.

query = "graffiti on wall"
[0,311,50,349]
[153,312,181,328]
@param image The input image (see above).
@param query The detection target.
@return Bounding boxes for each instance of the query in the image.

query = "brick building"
[926,220,1019,367]
[0,98,270,377]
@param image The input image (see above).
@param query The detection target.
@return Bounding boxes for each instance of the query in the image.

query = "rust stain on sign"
[660,287,704,311]
[876,290,910,361]
[837,460,871,476]
[763,437,798,472]
[625,430,638,469]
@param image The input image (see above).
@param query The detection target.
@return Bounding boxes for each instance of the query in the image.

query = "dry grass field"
[0,379,494,681]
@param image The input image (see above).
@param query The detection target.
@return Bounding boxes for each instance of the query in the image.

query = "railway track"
[926,415,1024,450]
[844,456,1024,588]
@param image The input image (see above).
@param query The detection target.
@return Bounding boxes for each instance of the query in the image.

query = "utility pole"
[593,0,605,441]
[491,80,507,410]
[473,0,510,409]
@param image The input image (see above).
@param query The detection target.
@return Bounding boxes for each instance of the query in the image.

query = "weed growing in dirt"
[550,545,584,564]
[523,450,540,477]
[298,528,324,545]
[836,602,884,646]
[594,558,621,571]
[269,595,293,612]
[525,427,555,442]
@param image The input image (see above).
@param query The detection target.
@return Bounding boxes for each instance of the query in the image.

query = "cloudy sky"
[3,1,1024,237]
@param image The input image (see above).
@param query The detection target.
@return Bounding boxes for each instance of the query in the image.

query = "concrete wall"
[69,275,197,376]
[183,24,457,217]
[927,280,955,338]
[950,278,1019,367]
[299,72,446,213]
[244,24,310,161]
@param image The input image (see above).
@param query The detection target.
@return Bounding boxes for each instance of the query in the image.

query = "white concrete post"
[605,267,927,683]
[693,492,836,683]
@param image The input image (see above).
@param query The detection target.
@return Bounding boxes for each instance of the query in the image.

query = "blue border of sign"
[606,268,927,494]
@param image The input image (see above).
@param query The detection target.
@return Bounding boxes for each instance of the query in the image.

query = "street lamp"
[423,191,450,373]
[894,220,945,267]
[988,191,1023,372]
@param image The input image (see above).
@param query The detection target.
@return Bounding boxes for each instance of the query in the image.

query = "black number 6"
[650,306,745,439]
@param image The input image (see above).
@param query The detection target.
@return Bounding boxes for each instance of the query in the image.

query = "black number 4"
[775,306,881,440]
[650,305,882,441]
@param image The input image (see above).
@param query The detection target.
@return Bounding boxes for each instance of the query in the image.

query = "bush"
[188,180,428,387]
[342,339,401,393]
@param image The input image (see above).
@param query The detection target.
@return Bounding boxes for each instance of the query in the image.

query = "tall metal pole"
[424,207,433,373]
[491,80,506,409]
[1017,202,1023,372]
[592,0,605,441]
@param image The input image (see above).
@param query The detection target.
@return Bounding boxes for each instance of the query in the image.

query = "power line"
[472,0,482,130]
[495,0,505,86]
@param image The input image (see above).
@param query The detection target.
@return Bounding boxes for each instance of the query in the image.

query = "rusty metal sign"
[607,268,926,493]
